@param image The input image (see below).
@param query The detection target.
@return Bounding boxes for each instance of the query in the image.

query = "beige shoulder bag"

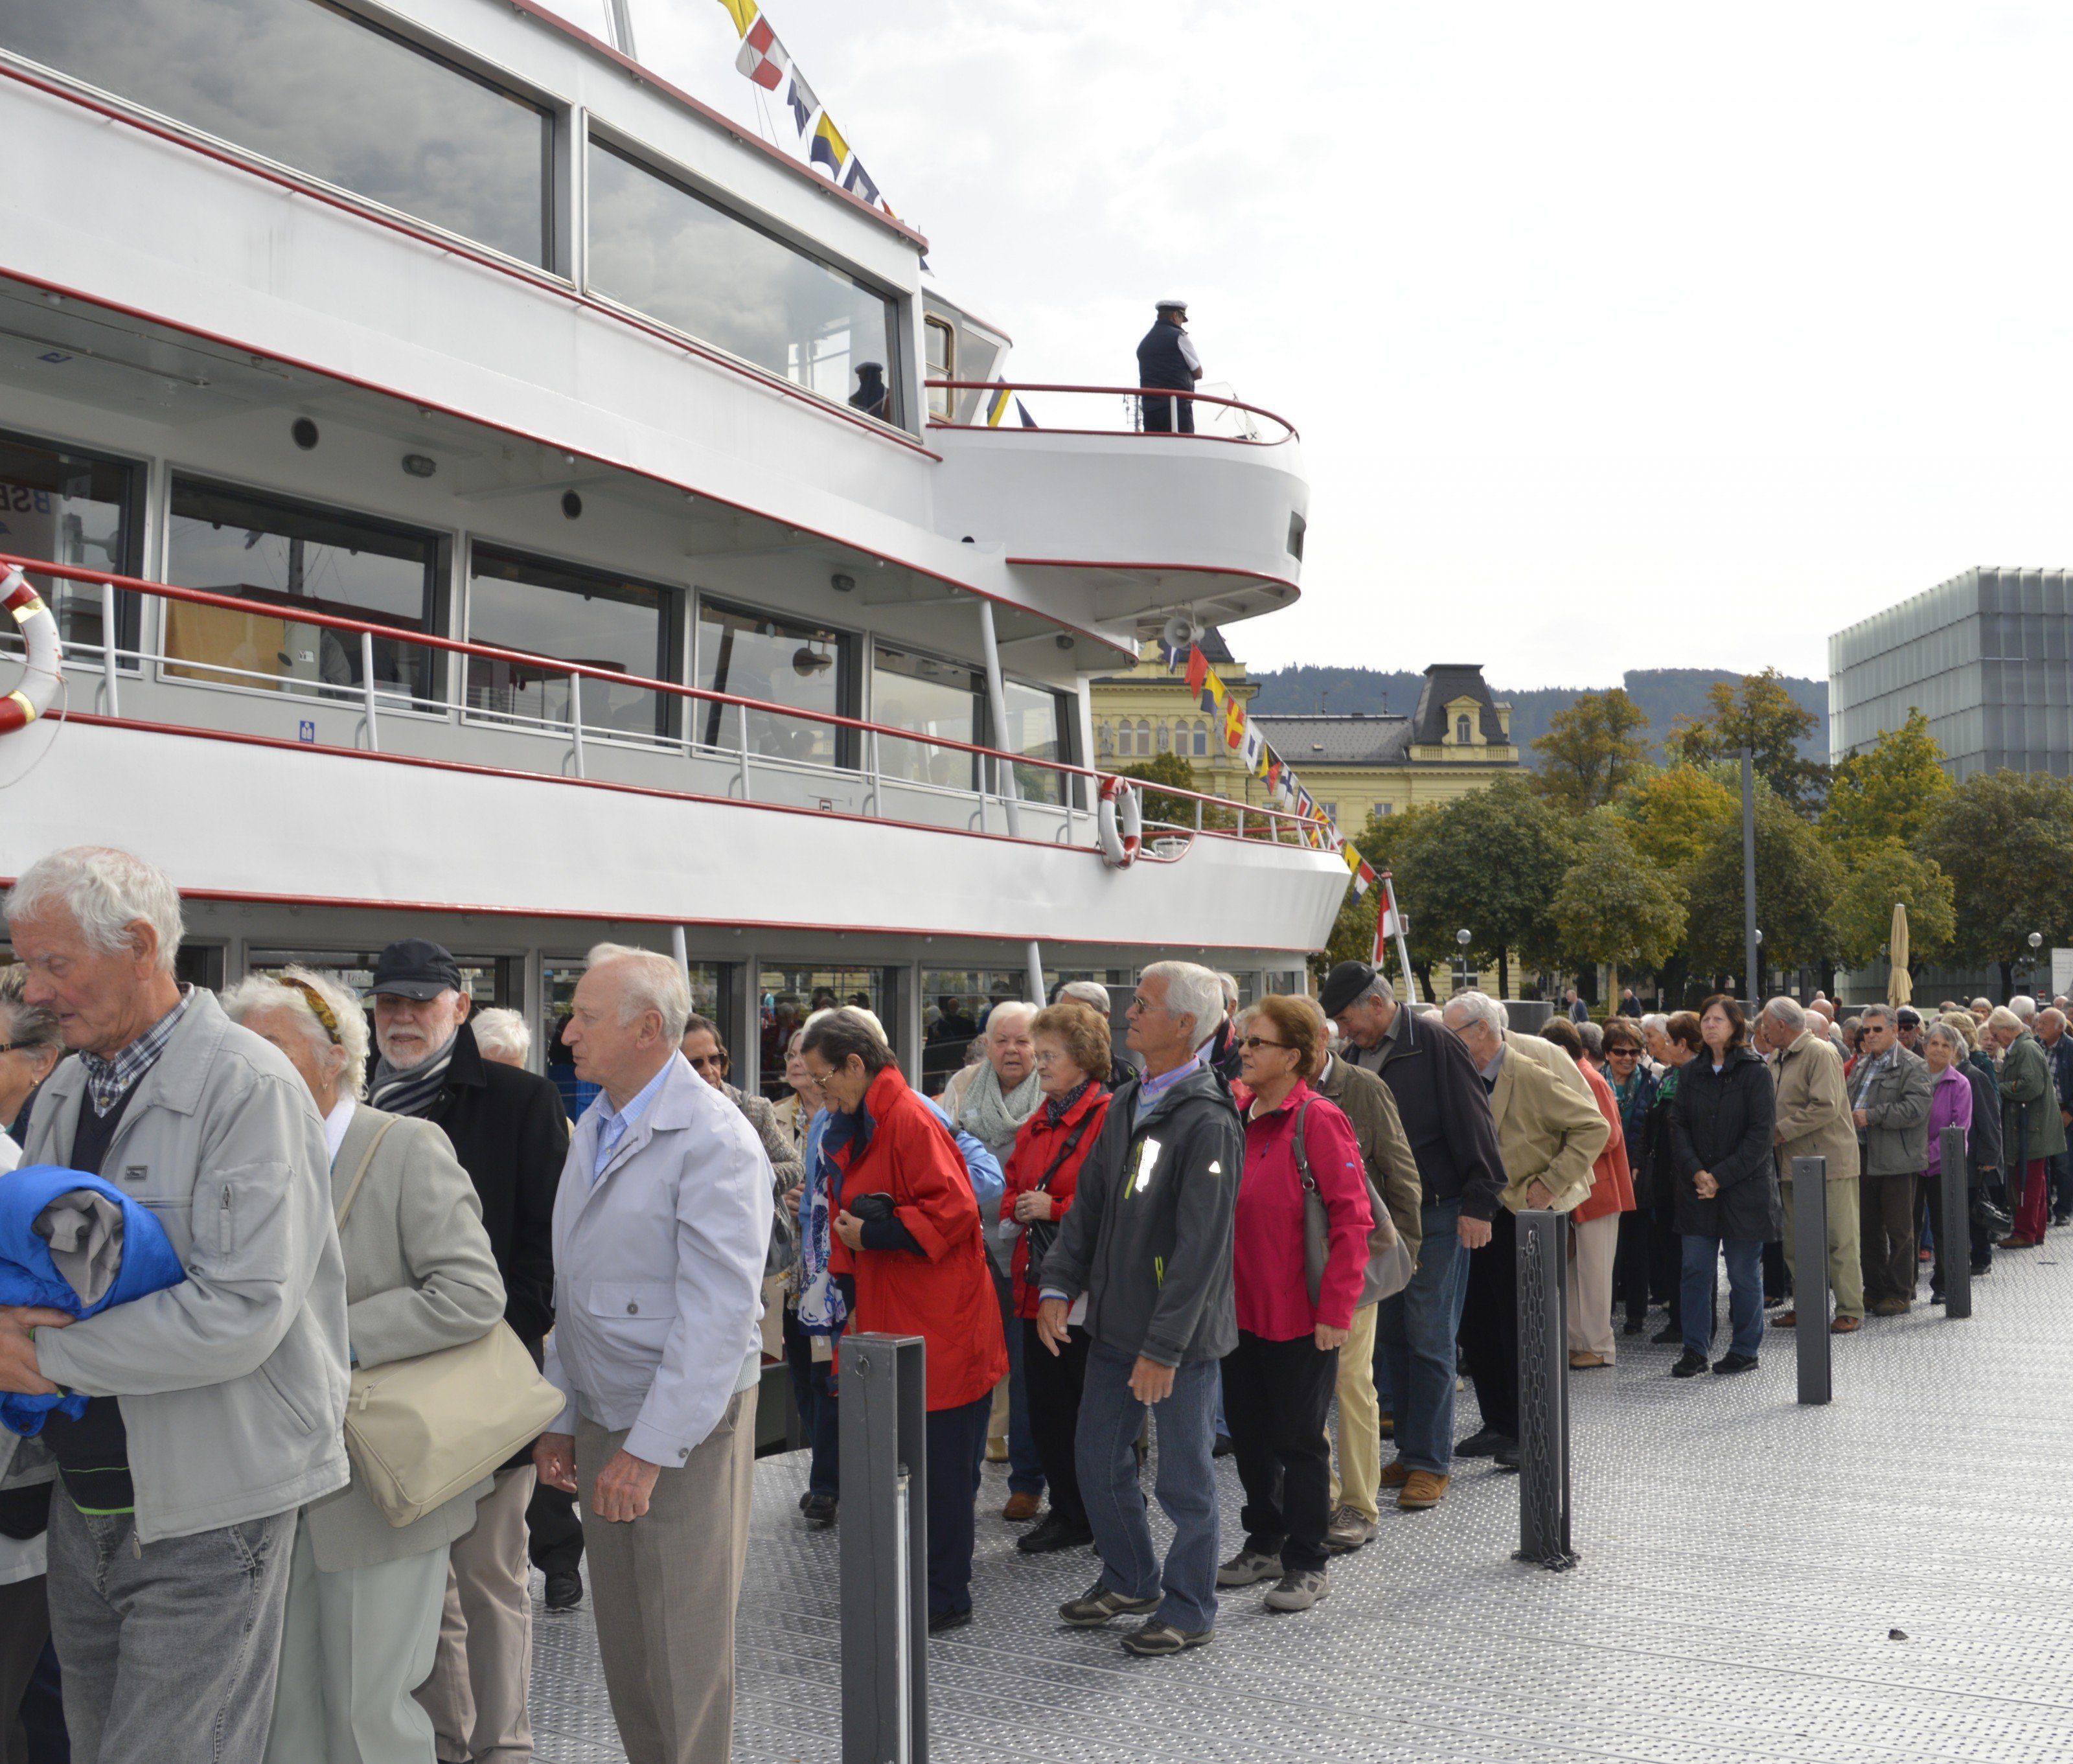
[336,1117,567,1527]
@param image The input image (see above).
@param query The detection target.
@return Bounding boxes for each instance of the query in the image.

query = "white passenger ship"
[0,0,1340,1105]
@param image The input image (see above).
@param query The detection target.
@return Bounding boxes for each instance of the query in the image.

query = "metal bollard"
[1792,1156,1831,1404]
[1941,1125,1972,1320]
[840,1333,929,1764]
[1513,1209,1576,1569]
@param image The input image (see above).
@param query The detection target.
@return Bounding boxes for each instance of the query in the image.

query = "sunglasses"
[1239,1036,1294,1053]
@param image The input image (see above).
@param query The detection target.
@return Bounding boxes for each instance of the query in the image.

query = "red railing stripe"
[925,381,1300,444]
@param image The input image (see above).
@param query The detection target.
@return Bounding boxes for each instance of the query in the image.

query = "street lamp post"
[1456,928,1472,996]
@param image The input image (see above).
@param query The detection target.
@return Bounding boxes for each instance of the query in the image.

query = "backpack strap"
[1291,1096,1316,1193]
[335,1114,403,1230]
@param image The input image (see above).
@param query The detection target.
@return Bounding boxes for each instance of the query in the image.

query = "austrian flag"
[736,16,789,89]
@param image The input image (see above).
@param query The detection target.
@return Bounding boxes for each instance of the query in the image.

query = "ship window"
[695,597,855,768]
[465,545,681,741]
[873,646,981,791]
[0,426,144,670]
[0,0,555,267]
[757,966,900,1101]
[921,972,1035,1097]
[925,317,955,420]
[165,478,443,705]
[586,138,902,426]
[1001,678,1075,806]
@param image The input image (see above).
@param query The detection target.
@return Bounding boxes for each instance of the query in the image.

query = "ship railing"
[0,554,1336,856]
[924,382,1300,446]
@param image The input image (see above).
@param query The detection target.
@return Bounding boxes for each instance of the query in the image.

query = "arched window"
[1136,718,1152,754]
[1193,719,1209,756]
[1455,713,1472,745]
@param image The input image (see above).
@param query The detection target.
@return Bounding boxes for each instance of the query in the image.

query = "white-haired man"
[1754,997,1864,1333]
[535,945,771,1764]
[1987,1004,2066,1250]
[0,846,349,1763]
[2035,1006,2073,1226]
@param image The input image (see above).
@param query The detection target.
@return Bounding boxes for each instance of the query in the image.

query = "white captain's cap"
[1154,296,1189,311]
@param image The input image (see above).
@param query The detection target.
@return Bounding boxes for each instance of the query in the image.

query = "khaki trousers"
[416,1464,536,1763]
[1326,1302,1381,1521]
[1782,1173,1866,1320]
[1565,1211,1620,1359]
[577,1387,757,1764]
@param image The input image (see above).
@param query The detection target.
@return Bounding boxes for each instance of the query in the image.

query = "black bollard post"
[1513,1208,1576,1569]
[841,1333,929,1764]
[1941,1125,1972,1319]
[1792,1156,1831,1405]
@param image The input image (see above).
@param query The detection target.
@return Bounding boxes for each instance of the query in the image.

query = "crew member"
[1136,300,1202,434]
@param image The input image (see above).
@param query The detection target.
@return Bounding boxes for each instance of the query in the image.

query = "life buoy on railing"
[0,567,62,739]
[1097,775,1143,869]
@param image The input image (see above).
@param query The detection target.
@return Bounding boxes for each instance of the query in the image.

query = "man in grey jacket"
[0,845,348,1763]
[1848,1004,1932,1316]
[1036,961,1242,1659]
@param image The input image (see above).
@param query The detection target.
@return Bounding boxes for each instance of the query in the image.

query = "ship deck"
[531,1240,2073,1763]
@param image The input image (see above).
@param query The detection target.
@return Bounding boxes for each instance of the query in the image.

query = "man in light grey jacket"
[0,845,349,1764]
[1849,1004,1932,1316]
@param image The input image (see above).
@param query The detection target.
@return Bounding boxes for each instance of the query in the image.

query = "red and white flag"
[736,15,790,89]
[1374,871,1405,970]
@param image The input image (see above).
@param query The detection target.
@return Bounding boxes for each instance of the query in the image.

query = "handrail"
[924,381,1300,444]
[0,553,1334,843]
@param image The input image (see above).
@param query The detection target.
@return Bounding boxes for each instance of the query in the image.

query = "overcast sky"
[597,1,2071,689]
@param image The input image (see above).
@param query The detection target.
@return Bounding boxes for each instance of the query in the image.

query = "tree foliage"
[1614,764,1741,878]
[1824,840,1957,974]
[1682,790,1841,976]
[1531,688,1653,813]
[1551,812,1688,991]
[1664,668,1829,816]
[1915,770,2073,978]
[1115,752,1232,830]
[1822,709,1953,863]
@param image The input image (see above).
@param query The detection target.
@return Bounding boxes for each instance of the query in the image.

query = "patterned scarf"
[1044,1077,1094,1127]
[794,1107,845,1334]
[954,1059,1042,1160]
[369,1029,459,1118]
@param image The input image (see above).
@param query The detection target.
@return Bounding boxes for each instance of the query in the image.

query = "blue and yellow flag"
[986,384,1013,427]
[811,112,850,176]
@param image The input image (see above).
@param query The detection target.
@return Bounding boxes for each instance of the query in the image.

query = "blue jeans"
[990,1267,1044,1495]
[1075,1342,1222,1634]
[1373,1199,1471,1474]
[1682,1236,1763,1359]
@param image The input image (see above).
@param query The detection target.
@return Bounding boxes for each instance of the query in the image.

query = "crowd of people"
[1,841,2065,1764]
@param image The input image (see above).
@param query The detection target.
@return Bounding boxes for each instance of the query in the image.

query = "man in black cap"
[1317,961,1503,1511]
[367,939,567,1764]
[1136,299,1202,434]
[849,361,890,421]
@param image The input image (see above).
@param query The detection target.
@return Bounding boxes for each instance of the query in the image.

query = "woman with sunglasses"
[1601,1020,1660,1336]
[1215,996,1371,1616]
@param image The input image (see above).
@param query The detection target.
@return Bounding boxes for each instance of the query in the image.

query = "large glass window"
[695,598,854,767]
[586,139,901,424]
[921,970,1034,1097]
[0,428,143,665]
[757,965,898,1101]
[1001,679,1072,805]
[245,948,517,1011]
[165,479,442,703]
[873,646,980,790]
[1,0,553,265]
[466,546,680,741]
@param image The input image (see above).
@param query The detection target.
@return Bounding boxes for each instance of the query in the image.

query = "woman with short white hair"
[470,1007,531,1068]
[223,966,507,1764]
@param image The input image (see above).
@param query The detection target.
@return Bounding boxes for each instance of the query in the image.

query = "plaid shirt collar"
[81,985,193,1117]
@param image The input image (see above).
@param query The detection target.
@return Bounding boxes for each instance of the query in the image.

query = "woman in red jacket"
[1542,1017,1636,1368]
[1000,1000,1112,1556]
[1218,994,1371,1616]
[805,1009,1007,1633]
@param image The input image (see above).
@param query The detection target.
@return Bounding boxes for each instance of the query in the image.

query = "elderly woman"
[1000,1001,1112,1555]
[807,1009,1007,1633]
[1669,996,1778,1378]
[1601,1018,1659,1336]
[223,967,505,1764]
[0,981,63,1160]
[1216,995,1371,1616]
[1919,1021,1977,1305]
[772,1027,817,1160]
[950,1000,1046,1516]
[1541,1018,1634,1368]
[470,1007,531,1068]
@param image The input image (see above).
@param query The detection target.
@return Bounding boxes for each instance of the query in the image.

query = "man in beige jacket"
[1441,994,1609,1467]
[1756,998,1864,1332]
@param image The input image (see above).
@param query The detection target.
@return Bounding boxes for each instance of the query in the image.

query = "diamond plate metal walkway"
[532,1236,2073,1763]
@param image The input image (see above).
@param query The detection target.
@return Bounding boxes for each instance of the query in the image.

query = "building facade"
[1090,630,1262,803]
[1830,567,2073,778]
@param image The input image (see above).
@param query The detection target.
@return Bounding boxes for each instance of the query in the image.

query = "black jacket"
[1358,1007,1506,1221]
[1960,1062,2002,1189]
[1041,1063,1242,1368]
[420,1022,566,1353]
[1669,1046,1780,1242]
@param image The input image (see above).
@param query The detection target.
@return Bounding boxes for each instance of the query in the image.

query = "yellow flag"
[811,111,851,176]
[1204,670,1227,711]
[716,0,759,37]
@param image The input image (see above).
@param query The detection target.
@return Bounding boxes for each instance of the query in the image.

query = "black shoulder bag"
[1020,1110,1100,1289]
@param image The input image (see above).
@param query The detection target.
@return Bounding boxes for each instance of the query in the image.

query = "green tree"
[1664,668,1829,816]
[1822,709,1953,863]
[1551,812,1688,1000]
[1916,769,2073,996]
[1316,805,1452,992]
[1825,839,1957,974]
[1115,752,1232,830]
[1614,763,1740,877]
[1682,790,1842,980]
[1531,688,1653,812]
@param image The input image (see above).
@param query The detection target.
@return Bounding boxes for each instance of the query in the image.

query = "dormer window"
[1456,713,1472,745]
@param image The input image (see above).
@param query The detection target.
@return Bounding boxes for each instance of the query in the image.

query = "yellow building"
[1089,631,1260,802]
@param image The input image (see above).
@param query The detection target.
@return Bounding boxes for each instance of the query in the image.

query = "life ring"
[1097,774,1142,869]
[1,567,62,738]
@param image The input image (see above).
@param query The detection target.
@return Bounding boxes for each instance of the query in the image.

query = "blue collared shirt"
[590,1059,675,1183]
[1136,1053,1204,1125]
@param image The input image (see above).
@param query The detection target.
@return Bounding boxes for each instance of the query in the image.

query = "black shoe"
[1671,1350,1708,1377]
[1971,1259,1993,1277]
[1622,1316,1645,1336]
[544,1569,582,1612]
[797,1489,814,1512]
[928,1608,972,1634]
[1929,1289,1945,1305]
[1712,1352,1759,1375]
[1456,1428,1508,1458]
[803,1491,838,1528]
[1491,1439,1521,1471]
[1651,1322,1683,1345]
[1017,1512,1095,1554]
[1211,1433,1234,1458]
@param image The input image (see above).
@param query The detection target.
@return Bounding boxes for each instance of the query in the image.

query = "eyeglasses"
[1128,993,1162,1013]
[1239,1036,1294,1053]
[0,1042,36,1057]
[1605,1047,1640,1059]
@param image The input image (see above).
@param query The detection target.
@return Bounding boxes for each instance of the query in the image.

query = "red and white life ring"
[1,567,62,738]
[1097,774,1143,869]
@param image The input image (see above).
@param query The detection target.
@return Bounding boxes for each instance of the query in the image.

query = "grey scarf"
[369,1030,459,1118]
[956,1059,1042,1160]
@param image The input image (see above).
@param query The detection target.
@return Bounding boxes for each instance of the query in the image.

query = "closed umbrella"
[1888,901,1912,1007]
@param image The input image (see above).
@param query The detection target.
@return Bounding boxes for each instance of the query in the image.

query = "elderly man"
[1987,1004,2067,1249]
[1319,962,1502,1511]
[1894,1007,1925,1055]
[1754,998,1864,1333]
[1440,993,1608,1469]
[367,938,567,1764]
[2033,1006,2073,1227]
[0,847,348,1763]
[535,946,770,1764]
[1849,1004,1932,1314]
[1038,962,1243,1657]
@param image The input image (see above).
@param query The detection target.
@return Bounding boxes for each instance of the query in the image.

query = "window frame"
[0,422,148,670]
[693,591,861,771]
[924,315,956,420]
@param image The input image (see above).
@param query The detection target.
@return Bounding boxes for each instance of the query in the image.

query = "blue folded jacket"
[0,1165,187,1436]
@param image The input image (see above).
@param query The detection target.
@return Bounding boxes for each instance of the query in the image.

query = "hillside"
[1246,665,1829,764]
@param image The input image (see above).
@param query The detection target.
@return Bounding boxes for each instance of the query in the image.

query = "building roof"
[1412,665,1507,745]
[1250,713,1415,766]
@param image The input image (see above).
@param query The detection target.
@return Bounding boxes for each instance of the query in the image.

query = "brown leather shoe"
[1397,1471,1449,1510]
[1002,1491,1042,1522]
[1869,1298,1910,1316]
[1770,1310,1798,1328]
[1998,1235,2042,1250]
[1829,1315,1861,1333]
[1568,1351,1610,1368]
[1379,1458,1412,1489]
